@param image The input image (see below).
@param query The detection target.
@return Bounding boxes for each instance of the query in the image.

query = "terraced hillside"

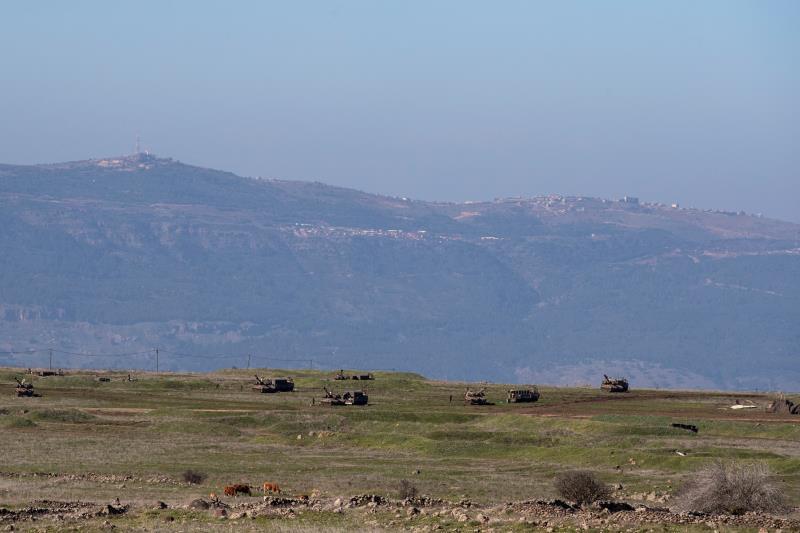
[0,369,798,531]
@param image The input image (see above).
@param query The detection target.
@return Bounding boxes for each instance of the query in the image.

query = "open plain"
[0,368,798,531]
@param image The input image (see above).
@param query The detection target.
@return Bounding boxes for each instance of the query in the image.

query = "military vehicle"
[507,387,540,403]
[767,394,800,415]
[333,370,374,381]
[464,388,489,405]
[320,387,368,406]
[272,377,295,392]
[27,368,65,377]
[14,377,36,397]
[601,375,629,393]
[252,375,295,393]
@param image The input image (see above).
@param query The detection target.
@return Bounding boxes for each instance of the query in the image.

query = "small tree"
[182,469,207,485]
[398,479,418,499]
[674,461,788,515]
[553,470,611,506]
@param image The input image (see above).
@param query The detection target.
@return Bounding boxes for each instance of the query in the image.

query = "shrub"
[398,479,418,499]
[674,461,788,515]
[182,469,207,485]
[553,470,611,506]
[30,409,95,423]
[0,416,36,429]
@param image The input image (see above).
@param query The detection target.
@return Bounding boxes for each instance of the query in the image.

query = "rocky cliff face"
[1,155,798,389]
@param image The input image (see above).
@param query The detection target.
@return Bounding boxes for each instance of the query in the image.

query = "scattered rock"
[451,509,469,522]
[595,501,635,513]
[187,499,209,510]
[349,494,385,507]
[99,504,128,516]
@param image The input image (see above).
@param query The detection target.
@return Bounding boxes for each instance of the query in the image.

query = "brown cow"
[223,484,251,497]
[262,482,281,494]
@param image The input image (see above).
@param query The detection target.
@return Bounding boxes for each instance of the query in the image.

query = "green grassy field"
[0,367,798,531]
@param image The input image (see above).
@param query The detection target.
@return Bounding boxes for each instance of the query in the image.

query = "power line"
[0,346,358,370]
[51,349,154,358]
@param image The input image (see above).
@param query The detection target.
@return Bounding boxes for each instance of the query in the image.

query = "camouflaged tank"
[14,377,36,397]
[601,374,629,393]
[320,387,368,406]
[464,388,489,405]
[252,375,295,393]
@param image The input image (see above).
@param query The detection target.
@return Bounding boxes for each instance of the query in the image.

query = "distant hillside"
[1,154,798,389]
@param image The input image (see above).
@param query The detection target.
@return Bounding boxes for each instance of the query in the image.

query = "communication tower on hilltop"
[132,135,151,159]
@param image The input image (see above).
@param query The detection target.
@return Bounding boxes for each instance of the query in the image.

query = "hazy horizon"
[2,1,798,222]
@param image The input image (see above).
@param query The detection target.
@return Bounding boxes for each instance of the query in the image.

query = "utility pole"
[49,349,53,370]
[155,348,159,373]
[247,354,251,369]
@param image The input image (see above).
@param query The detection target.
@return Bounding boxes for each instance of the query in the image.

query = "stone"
[188,499,209,510]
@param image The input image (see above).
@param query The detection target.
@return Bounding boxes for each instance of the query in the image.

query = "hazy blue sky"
[2,1,798,221]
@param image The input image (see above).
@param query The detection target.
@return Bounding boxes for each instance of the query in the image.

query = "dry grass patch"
[674,461,789,515]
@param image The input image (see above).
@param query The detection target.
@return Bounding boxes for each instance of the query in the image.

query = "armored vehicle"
[252,375,295,393]
[464,388,489,405]
[601,375,629,393]
[767,394,800,415]
[14,377,36,397]
[272,377,295,392]
[507,387,540,403]
[320,387,368,406]
[28,368,64,377]
[333,370,374,381]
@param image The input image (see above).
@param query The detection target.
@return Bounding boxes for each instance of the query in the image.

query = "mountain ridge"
[1,154,798,390]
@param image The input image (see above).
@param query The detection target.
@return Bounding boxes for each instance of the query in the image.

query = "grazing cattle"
[262,482,281,494]
[223,484,251,497]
